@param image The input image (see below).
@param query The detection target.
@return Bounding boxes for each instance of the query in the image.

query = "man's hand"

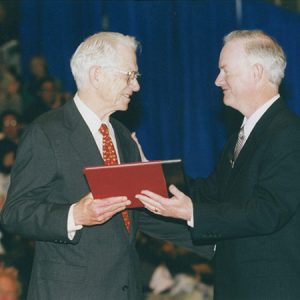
[136,185,193,221]
[73,193,131,226]
[131,132,148,162]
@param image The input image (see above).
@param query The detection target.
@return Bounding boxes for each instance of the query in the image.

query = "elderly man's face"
[99,44,140,113]
[215,40,255,114]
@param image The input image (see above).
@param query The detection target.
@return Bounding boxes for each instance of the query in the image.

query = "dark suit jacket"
[0,100,213,300]
[189,99,300,300]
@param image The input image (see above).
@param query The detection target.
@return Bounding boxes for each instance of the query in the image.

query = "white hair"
[224,30,286,86]
[70,32,139,90]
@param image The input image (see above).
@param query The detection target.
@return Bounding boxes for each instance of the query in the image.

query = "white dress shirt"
[240,94,280,146]
[68,94,120,239]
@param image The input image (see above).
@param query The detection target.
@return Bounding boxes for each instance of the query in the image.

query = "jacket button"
[122,285,128,291]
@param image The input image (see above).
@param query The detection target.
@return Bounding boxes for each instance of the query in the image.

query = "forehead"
[219,40,248,67]
[41,81,55,89]
[116,44,138,69]
[4,114,16,120]
[31,57,45,66]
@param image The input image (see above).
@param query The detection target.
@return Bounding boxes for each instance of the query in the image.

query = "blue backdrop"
[19,0,300,178]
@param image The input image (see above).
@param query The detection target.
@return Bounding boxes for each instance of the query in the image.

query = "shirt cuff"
[67,204,83,240]
[187,206,194,228]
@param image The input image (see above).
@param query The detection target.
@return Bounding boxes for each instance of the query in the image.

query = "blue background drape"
[19,0,300,178]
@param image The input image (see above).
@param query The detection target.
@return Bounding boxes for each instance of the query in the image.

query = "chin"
[223,95,234,107]
[114,97,130,111]
[223,97,230,106]
[118,102,129,111]
[121,98,130,109]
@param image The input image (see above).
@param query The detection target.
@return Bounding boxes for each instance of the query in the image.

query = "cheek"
[112,79,127,93]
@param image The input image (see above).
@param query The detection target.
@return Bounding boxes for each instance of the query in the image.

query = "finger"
[86,192,94,199]
[169,184,185,198]
[139,190,167,201]
[94,196,130,207]
[135,195,162,214]
[96,201,129,217]
[97,205,131,223]
[97,208,123,222]
[135,194,158,207]
[83,192,94,203]
[144,204,160,214]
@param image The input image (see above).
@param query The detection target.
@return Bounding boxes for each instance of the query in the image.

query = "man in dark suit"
[137,30,300,299]
[0,32,212,300]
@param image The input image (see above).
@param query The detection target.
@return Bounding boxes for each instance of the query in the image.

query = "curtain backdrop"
[20,0,300,178]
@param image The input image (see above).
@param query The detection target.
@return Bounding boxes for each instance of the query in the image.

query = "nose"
[130,78,140,92]
[215,71,224,87]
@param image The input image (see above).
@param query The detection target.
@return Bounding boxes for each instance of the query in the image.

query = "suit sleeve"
[0,124,74,243]
[191,127,300,241]
[138,210,215,260]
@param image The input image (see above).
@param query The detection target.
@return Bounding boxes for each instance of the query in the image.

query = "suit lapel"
[226,99,286,190]
[63,100,103,168]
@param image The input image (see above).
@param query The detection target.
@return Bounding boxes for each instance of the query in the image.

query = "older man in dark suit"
[137,30,300,300]
[0,32,212,300]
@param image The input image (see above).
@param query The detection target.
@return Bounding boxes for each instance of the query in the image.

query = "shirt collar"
[74,93,107,135]
[241,94,280,140]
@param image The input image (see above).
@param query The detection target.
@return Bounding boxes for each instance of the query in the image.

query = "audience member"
[0,65,16,115]
[24,76,65,123]
[4,76,23,115]
[0,263,21,300]
[25,55,60,98]
[0,110,22,150]
[0,141,14,219]
[0,110,22,206]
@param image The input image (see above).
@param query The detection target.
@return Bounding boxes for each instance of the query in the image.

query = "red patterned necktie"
[99,123,131,232]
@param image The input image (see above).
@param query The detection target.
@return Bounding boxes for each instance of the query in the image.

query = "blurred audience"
[0,110,22,143]
[4,76,23,115]
[24,76,67,124]
[25,55,61,100]
[0,110,22,207]
[0,111,32,300]
[0,1,18,48]
[137,233,214,300]
[0,65,17,115]
[0,263,21,300]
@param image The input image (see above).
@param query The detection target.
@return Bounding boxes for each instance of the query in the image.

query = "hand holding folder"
[84,159,186,208]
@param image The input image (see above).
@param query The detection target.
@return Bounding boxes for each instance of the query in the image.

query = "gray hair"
[224,30,286,86]
[70,32,139,90]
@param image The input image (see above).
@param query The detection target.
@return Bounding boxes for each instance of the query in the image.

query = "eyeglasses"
[99,66,141,85]
[3,120,17,127]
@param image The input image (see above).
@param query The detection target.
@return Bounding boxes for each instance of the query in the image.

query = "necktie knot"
[99,123,118,166]
[99,123,109,137]
[238,126,245,140]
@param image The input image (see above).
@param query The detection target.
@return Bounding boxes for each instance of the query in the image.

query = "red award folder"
[83,159,186,208]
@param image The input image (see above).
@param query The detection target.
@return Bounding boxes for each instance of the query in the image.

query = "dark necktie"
[99,124,131,232]
[233,125,245,161]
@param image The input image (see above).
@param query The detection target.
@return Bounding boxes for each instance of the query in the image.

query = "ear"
[89,66,101,87]
[252,63,264,83]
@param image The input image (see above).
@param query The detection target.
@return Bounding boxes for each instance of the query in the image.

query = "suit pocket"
[39,260,87,283]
